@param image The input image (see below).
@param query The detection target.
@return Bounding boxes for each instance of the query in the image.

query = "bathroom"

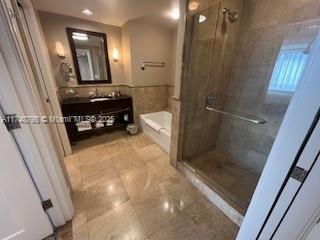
[3,0,319,239]
[36,8,178,145]
[32,0,207,239]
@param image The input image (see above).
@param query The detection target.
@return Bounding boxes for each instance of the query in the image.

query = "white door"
[272,151,320,240]
[0,120,53,239]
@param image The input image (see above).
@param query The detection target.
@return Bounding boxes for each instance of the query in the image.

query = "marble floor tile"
[189,147,260,212]
[72,132,127,152]
[100,131,128,145]
[120,165,159,197]
[185,196,239,239]
[84,177,130,221]
[104,140,128,158]
[88,201,146,240]
[125,133,153,149]
[80,156,113,175]
[146,155,179,181]
[72,176,129,220]
[138,144,167,163]
[57,221,73,240]
[69,168,83,190]
[62,132,239,240]
[77,144,111,164]
[148,212,206,240]
[158,175,203,205]
[72,213,89,240]
[65,154,80,173]
[71,188,89,214]
[81,164,119,189]
[131,176,202,237]
[131,186,179,237]
[65,155,83,189]
[111,147,145,174]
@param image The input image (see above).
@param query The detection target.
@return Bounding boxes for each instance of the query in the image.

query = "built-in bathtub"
[139,111,172,153]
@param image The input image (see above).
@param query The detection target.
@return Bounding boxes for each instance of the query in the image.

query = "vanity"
[62,95,133,142]
[59,27,134,142]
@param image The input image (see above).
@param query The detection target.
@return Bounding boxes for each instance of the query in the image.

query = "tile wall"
[59,85,174,123]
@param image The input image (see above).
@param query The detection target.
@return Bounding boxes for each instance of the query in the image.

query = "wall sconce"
[189,1,199,11]
[112,48,120,62]
[55,41,73,81]
[55,42,65,60]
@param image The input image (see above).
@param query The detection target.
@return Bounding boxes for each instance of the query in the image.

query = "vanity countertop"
[62,95,131,105]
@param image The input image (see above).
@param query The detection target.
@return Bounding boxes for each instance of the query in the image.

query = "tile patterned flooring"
[58,131,239,240]
[189,149,260,213]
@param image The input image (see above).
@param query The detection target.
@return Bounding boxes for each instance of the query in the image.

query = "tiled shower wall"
[179,0,320,173]
[215,25,318,173]
[214,0,320,173]
[58,85,173,123]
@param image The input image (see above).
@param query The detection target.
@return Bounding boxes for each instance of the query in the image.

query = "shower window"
[268,44,309,92]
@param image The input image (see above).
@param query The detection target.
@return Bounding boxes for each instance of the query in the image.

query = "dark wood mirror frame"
[66,27,112,84]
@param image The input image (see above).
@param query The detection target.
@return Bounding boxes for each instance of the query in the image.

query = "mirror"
[66,28,112,84]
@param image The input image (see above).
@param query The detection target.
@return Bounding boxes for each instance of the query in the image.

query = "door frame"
[15,0,72,187]
[0,0,74,227]
[16,0,72,157]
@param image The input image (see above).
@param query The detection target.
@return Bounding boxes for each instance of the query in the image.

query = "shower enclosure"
[181,0,320,215]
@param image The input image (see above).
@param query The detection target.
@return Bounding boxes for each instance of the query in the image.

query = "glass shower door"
[182,5,219,163]
[182,0,319,214]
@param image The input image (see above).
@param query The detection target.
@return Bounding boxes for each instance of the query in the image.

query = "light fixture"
[112,48,120,62]
[170,8,180,20]
[55,42,73,81]
[72,32,88,41]
[55,42,65,60]
[199,14,206,23]
[189,1,199,11]
[82,9,93,16]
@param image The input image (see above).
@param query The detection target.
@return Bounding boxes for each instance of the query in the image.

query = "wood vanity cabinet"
[61,95,133,142]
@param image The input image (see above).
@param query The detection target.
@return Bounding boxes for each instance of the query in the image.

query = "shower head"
[223,8,239,23]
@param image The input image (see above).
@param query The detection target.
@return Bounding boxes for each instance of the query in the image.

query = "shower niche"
[180,0,319,215]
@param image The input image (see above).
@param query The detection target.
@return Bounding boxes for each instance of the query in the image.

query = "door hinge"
[3,114,21,130]
[290,166,308,183]
[42,199,53,211]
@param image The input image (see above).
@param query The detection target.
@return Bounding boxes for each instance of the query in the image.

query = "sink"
[90,97,112,102]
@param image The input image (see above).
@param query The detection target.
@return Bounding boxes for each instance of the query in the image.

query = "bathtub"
[139,111,172,153]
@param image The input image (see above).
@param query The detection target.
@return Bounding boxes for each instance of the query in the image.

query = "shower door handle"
[205,107,267,124]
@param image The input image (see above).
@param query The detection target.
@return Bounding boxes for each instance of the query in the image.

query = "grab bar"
[205,107,267,124]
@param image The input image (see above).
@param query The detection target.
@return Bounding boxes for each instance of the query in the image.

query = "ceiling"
[32,0,180,28]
